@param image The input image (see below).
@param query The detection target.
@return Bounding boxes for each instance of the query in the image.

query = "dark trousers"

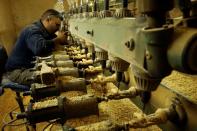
[3,68,33,86]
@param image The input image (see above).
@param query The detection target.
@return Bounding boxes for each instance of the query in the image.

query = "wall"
[0,0,61,55]
[10,0,57,36]
[63,0,69,11]
[0,0,16,55]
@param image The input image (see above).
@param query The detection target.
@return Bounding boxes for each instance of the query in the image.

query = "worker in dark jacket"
[4,9,67,86]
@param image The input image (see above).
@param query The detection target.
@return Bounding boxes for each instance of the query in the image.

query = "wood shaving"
[99,99,161,131]
[161,71,197,103]
[65,115,102,128]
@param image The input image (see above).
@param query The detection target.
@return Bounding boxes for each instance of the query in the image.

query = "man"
[4,9,67,86]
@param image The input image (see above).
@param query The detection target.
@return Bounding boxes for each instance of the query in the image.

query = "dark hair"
[41,9,63,21]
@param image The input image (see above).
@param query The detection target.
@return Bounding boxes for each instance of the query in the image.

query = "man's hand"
[53,31,67,44]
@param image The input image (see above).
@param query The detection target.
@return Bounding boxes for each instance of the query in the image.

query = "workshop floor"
[0,89,51,131]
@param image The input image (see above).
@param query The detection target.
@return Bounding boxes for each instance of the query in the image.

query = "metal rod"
[104,0,109,10]
[75,2,79,14]
[80,0,83,13]
[85,2,89,12]
[15,92,25,112]
[80,0,83,6]
[123,0,128,8]
[93,0,97,12]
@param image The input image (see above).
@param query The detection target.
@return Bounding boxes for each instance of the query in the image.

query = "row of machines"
[11,0,197,130]
[66,0,197,130]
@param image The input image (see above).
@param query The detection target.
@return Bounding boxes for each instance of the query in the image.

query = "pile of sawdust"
[99,99,161,131]
[87,82,118,97]
[87,83,107,96]
[61,91,86,98]
[99,99,140,124]
[65,115,102,127]
[57,76,76,81]
[63,98,161,131]
[59,82,161,130]
[33,98,58,110]
[161,71,197,103]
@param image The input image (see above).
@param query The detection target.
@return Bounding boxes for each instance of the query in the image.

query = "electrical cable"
[1,119,27,131]
[2,105,27,126]
[42,122,53,131]
[49,123,55,131]
[42,118,60,131]
[2,106,18,124]
[42,122,57,131]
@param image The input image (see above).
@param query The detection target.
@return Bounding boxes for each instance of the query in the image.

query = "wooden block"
[40,61,55,85]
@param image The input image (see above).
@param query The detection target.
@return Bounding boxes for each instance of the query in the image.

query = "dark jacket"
[5,20,56,71]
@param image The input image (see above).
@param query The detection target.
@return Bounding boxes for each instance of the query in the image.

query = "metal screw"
[146,50,152,60]
[125,41,129,47]
[125,38,135,51]
[75,26,78,30]
[129,39,135,51]
[87,30,94,36]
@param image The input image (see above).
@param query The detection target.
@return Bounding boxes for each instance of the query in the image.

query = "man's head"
[41,9,63,34]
